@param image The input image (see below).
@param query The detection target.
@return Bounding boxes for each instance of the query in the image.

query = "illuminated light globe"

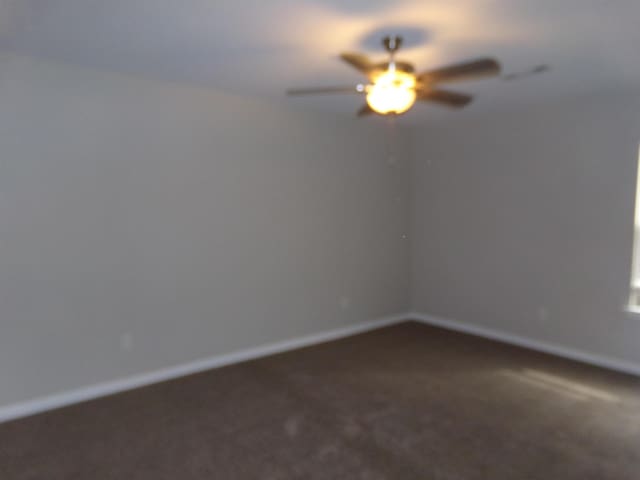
[366,70,417,115]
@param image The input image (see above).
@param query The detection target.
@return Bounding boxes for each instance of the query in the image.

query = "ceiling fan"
[287,35,501,117]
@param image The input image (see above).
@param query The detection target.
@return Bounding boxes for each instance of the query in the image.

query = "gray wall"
[5,50,638,410]
[411,92,640,365]
[0,54,410,407]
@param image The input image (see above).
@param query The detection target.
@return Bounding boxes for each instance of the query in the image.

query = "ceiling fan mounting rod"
[383,35,403,54]
[383,35,402,73]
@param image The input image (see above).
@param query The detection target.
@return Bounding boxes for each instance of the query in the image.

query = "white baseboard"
[0,313,409,424]
[411,312,640,377]
[6,311,635,424]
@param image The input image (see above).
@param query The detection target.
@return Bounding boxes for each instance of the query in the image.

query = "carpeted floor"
[1,321,639,479]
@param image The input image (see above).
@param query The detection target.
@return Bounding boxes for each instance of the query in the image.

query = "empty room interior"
[1,1,640,478]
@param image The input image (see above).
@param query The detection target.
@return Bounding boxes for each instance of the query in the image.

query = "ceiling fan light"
[366,70,416,115]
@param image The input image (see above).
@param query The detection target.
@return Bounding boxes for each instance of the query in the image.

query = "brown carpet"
[1,321,639,479]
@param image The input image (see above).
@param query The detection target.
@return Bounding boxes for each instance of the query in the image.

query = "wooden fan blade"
[502,64,550,81]
[417,89,473,109]
[417,58,500,85]
[340,52,374,75]
[286,85,364,95]
[357,103,375,117]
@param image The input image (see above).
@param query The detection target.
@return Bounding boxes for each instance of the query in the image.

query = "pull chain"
[385,114,398,165]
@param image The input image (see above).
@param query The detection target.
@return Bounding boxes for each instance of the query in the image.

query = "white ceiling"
[1,0,639,123]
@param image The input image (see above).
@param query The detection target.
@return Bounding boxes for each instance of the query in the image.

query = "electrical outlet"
[120,332,134,351]
[339,296,351,310]
[537,307,549,322]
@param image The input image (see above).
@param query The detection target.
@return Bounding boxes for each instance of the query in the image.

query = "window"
[630,146,640,307]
